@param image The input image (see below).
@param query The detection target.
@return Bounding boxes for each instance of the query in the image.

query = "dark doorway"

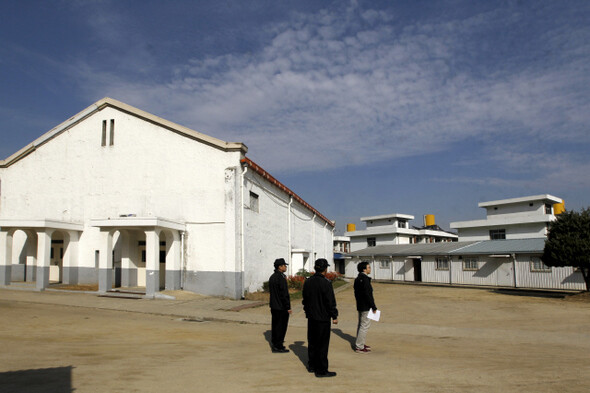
[413,259,422,282]
[334,260,345,275]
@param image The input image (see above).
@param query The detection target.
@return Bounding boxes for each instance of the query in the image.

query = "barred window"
[463,258,478,271]
[489,229,506,240]
[379,260,390,269]
[530,257,551,272]
[436,257,449,270]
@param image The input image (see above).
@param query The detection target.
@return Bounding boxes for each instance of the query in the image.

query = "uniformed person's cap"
[274,258,288,268]
[314,258,330,272]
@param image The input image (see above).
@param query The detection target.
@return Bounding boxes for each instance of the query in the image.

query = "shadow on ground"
[492,289,569,299]
[0,366,74,393]
[332,328,356,350]
[289,341,308,371]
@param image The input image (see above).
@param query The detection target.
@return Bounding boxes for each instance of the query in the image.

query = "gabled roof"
[1,97,248,168]
[241,157,334,227]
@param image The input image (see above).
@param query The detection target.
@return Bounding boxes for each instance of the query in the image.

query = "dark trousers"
[307,319,331,373]
[271,309,290,349]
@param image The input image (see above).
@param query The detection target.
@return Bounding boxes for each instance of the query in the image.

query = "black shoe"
[272,347,289,353]
[315,371,337,378]
[307,367,315,373]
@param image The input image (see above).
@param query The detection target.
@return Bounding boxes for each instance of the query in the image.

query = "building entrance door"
[497,261,513,287]
[413,259,422,282]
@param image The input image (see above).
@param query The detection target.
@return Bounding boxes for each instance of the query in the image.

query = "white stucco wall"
[2,108,239,222]
[457,223,548,241]
[1,107,242,274]
[241,169,334,294]
[1,101,338,298]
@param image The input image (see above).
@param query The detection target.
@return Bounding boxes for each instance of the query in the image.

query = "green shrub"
[296,269,312,278]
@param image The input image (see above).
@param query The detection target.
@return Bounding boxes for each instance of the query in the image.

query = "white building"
[345,213,458,252]
[450,194,564,241]
[0,98,334,299]
[346,239,585,291]
[333,235,350,275]
[343,195,585,291]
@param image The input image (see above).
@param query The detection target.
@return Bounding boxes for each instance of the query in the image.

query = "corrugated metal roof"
[349,241,477,257]
[349,238,546,257]
[449,238,546,255]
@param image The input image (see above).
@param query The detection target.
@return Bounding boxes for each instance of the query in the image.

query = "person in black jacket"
[302,258,338,378]
[269,258,291,353]
[354,261,377,353]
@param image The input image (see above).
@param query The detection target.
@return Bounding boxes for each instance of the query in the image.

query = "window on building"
[489,229,506,240]
[545,203,552,214]
[436,257,449,270]
[102,119,115,146]
[249,191,259,212]
[398,220,406,228]
[463,258,478,271]
[530,257,551,272]
[367,237,376,247]
[379,260,389,269]
[109,119,115,146]
[101,120,107,146]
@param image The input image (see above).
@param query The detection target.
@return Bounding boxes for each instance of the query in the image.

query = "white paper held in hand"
[367,309,380,322]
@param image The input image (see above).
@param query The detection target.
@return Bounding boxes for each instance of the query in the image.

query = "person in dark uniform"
[269,258,291,353]
[302,258,338,378]
[354,261,377,353]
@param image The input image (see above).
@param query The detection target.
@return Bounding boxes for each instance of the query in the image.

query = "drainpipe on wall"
[511,253,517,288]
[312,213,316,270]
[241,165,248,297]
[449,257,452,285]
[180,231,186,289]
[324,222,328,263]
[288,196,293,275]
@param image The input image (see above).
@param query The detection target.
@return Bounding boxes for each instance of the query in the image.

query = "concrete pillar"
[145,229,161,297]
[120,230,133,287]
[62,230,79,285]
[36,229,55,291]
[165,230,181,290]
[25,230,37,282]
[98,230,113,293]
[0,230,13,286]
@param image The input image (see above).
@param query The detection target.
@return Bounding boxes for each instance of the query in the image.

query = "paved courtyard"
[1,282,589,392]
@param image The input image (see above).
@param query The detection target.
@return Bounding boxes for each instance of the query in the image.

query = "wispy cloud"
[65,1,590,177]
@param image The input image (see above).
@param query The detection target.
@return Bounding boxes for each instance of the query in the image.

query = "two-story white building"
[0,98,334,299]
[333,235,351,275]
[345,213,458,252]
[344,195,584,291]
[450,194,565,241]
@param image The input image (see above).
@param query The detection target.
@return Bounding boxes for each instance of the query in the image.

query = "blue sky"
[1,0,589,234]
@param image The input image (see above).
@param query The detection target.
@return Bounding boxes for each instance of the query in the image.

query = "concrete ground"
[1,282,589,393]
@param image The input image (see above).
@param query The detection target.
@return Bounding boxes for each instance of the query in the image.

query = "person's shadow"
[263,330,274,351]
[332,328,356,350]
[263,330,309,370]
[289,341,308,369]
